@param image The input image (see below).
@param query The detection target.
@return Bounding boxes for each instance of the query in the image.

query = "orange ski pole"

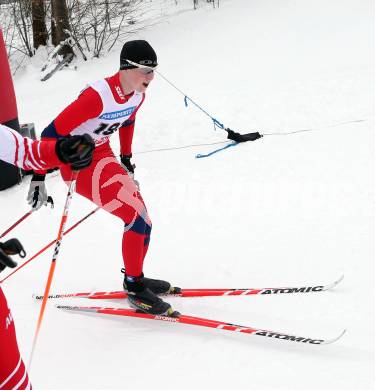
[28,172,78,369]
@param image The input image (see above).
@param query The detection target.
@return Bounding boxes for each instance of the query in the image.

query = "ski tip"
[322,329,346,345]
[324,274,345,291]
[55,304,100,314]
[335,274,345,285]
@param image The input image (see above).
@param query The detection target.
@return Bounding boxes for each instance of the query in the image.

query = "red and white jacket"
[0,287,32,389]
[0,124,62,171]
[41,72,144,155]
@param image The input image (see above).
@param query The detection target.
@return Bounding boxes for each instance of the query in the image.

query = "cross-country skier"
[0,123,94,390]
[27,40,176,316]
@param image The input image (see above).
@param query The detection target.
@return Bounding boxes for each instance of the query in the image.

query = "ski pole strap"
[183,95,224,130]
[212,118,224,130]
[196,142,238,159]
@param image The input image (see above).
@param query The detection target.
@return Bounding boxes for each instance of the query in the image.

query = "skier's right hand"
[55,134,95,171]
[27,173,50,210]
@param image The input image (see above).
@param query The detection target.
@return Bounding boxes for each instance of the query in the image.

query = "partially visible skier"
[0,123,94,179]
[0,239,31,390]
[0,123,95,390]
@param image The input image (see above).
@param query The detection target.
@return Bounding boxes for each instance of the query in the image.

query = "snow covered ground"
[1,0,375,388]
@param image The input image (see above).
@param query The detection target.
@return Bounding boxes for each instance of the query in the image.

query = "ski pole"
[28,172,78,369]
[0,210,33,239]
[0,197,54,239]
[0,206,99,284]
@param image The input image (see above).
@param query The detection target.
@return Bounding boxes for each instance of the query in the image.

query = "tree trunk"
[51,0,57,46]
[31,0,47,49]
[51,0,74,56]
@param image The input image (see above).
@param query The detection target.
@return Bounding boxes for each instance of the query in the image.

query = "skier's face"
[133,67,155,93]
[121,68,155,94]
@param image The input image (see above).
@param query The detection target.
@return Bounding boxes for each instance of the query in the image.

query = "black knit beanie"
[120,40,158,70]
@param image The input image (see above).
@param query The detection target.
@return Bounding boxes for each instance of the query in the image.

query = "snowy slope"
[1,0,375,389]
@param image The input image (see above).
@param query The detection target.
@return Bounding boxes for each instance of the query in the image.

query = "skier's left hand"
[0,238,26,272]
[27,174,50,210]
[120,154,136,176]
[120,154,140,190]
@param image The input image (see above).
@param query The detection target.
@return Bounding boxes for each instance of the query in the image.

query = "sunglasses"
[126,59,157,75]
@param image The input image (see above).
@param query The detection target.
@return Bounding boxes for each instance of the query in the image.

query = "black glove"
[56,134,95,170]
[120,154,136,175]
[226,129,262,143]
[0,238,26,272]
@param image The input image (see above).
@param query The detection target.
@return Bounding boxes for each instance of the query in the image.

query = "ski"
[41,53,74,82]
[33,274,343,300]
[56,304,346,345]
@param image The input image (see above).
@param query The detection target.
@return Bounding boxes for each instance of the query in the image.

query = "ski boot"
[122,269,181,295]
[123,273,175,315]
